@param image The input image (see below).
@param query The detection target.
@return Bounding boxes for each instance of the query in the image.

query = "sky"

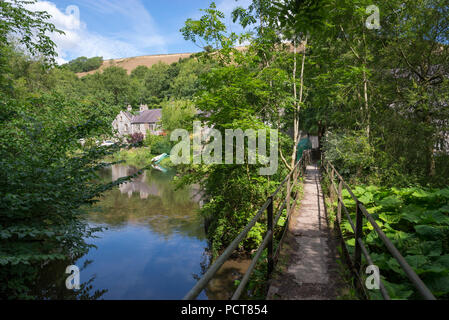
[26,0,252,64]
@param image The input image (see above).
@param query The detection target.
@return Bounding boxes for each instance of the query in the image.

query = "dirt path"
[267,163,342,300]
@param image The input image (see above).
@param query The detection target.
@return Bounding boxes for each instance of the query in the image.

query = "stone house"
[112,104,163,138]
[112,107,134,137]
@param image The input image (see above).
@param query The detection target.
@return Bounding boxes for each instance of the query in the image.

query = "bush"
[126,132,144,146]
[144,133,171,154]
[0,94,137,299]
[339,185,449,299]
[63,56,103,73]
[323,130,375,183]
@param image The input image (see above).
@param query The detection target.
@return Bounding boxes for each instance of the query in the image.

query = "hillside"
[75,46,260,77]
[76,52,194,77]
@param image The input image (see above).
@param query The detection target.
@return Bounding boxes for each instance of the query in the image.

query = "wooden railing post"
[354,201,363,272]
[267,196,274,279]
[293,161,298,183]
[337,180,343,225]
[330,167,335,202]
[286,177,291,215]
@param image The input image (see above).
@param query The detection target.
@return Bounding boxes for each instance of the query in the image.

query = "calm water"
[33,165,249,300]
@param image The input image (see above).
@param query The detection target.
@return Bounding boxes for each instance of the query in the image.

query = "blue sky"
[27,0,251,64]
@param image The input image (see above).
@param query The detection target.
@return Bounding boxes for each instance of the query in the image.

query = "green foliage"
[0,91,143,298]
[3,52,210,114]
[68,57,211,108]
[62,56,103,73]
[181,2,228,51]
[303,0,449,187]
[144,134,172,155]
[161,99,197,132]
[0,0,62,65]
[97,66,132,105]
[169,59,208,98]
[270,0,332,37]
[323,130,375,182]
[130,65,150,80]
[144,62,172,105]
[0,2,140,298]
[339,185,449,299]
[109,148,153,167]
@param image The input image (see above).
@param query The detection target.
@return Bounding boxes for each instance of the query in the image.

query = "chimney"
[140,104,148,112]
[127,104,132,112]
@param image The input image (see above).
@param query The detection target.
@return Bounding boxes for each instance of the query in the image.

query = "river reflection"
[33,165,247,300]
[89,165,205,240]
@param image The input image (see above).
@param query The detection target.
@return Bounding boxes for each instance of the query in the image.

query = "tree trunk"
[426,115,436,177]
[363,68,370,139]
[287,37,308,214]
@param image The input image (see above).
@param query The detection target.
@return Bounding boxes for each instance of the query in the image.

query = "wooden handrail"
[183,150,312,300]
[321,154,436,300]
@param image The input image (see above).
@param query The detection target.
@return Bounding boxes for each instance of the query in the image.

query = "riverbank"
[107,147,174,168]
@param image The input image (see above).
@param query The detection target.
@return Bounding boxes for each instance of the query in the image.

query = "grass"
[106,147,174,167]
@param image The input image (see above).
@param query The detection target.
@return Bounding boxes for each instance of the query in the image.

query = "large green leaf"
[376,195,402,210]
[418,211,449,225]
[404,255,429,274]
[382,280,414,300]
[414,225,444,240]
[378,212,401,224]
[435,255,449,268]
[401,205,424,224]
[406,241,443,257]
[386,258,405,276]
[424,276,449,297]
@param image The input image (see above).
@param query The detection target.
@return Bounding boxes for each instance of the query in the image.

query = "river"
[32,164,249,300]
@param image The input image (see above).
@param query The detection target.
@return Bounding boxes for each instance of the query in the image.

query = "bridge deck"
[267,163,342,299]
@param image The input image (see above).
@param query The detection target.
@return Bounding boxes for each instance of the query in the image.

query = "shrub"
[338,185,449,299]
[126,132,144,146]
[323,130,375,183]
[144,133,171,154]
[0,94,138,299]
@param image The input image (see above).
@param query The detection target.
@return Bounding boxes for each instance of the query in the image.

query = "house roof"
[131,108,162,124]
[124,111,133,119]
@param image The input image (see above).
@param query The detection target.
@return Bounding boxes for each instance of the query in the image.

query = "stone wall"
[112,111,132,137]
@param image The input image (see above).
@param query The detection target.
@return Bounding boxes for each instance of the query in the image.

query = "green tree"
[179,2,295,256]
[63,56,104,73]
[0,1,137,298]
[130,65,150,80]
[169,58,208,99]
[99,66,131,105]
[161,99,197,132]
[144,62,171,105]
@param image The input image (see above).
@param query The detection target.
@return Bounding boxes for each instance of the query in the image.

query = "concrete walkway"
[267,163,341,300]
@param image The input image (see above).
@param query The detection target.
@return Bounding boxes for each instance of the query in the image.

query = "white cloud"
[27,1,168,64]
